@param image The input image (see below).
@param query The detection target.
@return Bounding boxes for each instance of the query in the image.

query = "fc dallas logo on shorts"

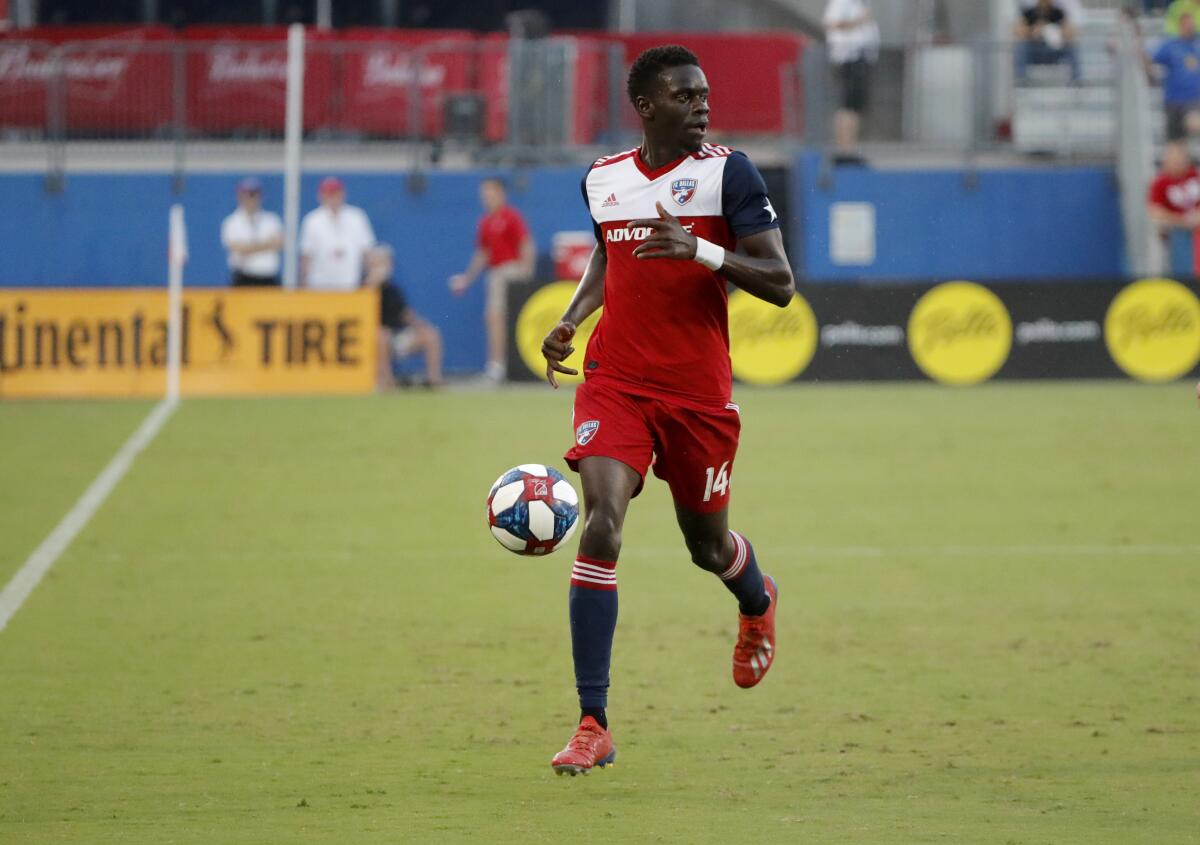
[576,420,600,446]
[671,178,697,206]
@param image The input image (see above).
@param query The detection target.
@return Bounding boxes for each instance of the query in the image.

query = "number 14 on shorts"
[703,461,731,503]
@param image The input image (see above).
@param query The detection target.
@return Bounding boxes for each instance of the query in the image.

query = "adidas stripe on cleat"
[732,575,777,689]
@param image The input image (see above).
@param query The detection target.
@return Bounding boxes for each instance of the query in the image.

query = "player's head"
[236,177,262,211]
[626,45,708,153]
[1163,141,1192,176]
[480,177,507,212]
[319,176,345,210]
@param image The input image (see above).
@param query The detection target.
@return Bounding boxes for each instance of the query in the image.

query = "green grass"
[1,383,1198,844]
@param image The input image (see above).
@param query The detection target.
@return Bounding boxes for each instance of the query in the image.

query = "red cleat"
[551,716,616,776]
[733,575,777,689]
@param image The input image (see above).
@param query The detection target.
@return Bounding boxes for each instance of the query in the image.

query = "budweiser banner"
[0,26,173,132]
[507,279,1200,386]
[339,29,475,138]
[184,26,334,132]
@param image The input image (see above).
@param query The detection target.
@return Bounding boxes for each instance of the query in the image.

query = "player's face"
[650,65,710,154]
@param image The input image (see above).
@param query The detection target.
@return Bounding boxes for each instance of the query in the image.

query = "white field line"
[0,397,178,633]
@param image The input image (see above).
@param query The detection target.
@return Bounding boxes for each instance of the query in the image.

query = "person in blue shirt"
[1153,11,1200,139]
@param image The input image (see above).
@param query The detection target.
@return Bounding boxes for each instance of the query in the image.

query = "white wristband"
[693,237,726,271]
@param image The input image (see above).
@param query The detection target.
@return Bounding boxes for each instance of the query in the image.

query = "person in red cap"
[448,178,535,383]
[221,177,283,287]
[300,177,376,290]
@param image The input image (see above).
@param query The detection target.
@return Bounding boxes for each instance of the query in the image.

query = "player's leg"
[656,403,777,688]
[553,384,653,774]
[675,502,778,689]
[551,457,639,775]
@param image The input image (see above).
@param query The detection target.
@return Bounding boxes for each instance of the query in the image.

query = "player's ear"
[634,94,654,121]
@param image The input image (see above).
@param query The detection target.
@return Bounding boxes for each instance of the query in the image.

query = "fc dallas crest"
[671,178,698,206]
[576,420,600,446]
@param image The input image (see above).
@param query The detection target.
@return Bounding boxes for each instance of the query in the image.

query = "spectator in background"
[823,0,880,163]
[448,177,535,383]
[1164,0,1200,34]
[1014,0,1083,83]
[1147,141,1200,233]
[220,177,283,287]
[300,177,376,290]
[1151,11,1200,138]
[364,245,444,390]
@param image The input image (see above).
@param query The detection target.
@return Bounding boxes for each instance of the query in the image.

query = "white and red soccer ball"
[487,464,579,555]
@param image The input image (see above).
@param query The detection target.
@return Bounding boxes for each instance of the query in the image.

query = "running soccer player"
[541,45,796,776]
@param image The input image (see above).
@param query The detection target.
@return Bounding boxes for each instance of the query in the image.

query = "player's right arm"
[542,242,606,389]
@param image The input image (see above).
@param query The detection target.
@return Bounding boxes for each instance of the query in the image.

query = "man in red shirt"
[448,178,535,382]
[1146,142,1200,276]
[539,45,795,775]
[1148,141,1200,231]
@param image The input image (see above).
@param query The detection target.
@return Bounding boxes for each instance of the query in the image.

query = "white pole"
[167,203,187,402]
[316,0,332,31]
[282,23,305,290]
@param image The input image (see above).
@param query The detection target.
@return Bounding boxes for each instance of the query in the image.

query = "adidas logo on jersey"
[601,193,619,208]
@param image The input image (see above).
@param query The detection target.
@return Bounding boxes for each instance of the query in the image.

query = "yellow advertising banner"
[0,289,377,398]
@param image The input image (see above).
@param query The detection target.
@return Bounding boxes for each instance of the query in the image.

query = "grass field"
[1,383,1198,844]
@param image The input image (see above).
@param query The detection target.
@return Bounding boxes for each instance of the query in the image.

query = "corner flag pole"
[282,23,305,290]
[167,203,187,402]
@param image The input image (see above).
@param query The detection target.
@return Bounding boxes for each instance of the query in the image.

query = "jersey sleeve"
[581,170,602,243]
[721,151,780,239]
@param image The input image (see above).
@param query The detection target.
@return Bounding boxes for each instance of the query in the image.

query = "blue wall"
[792,153,1125,281]
[0,158,1131,371]
[0,168,593,374]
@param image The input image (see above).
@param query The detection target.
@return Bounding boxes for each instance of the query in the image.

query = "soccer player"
[540,45,796,775]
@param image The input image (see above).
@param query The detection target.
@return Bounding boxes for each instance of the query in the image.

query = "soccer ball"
[487,464,579,555]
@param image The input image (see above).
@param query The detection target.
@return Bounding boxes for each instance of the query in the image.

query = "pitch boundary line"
[0,397,179,633]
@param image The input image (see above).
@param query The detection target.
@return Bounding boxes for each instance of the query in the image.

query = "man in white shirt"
[299,177,377,290]
[823,0,880,161]
[220,177,283,287]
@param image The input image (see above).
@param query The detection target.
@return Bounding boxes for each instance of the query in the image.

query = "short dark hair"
[626,45,700,106]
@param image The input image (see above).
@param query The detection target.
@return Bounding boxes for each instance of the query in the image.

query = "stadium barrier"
[0,26,804,141]
[0,288,377,398]
[507,278,1200,386]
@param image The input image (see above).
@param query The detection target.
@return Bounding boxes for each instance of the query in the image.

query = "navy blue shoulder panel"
[721,150,780,239]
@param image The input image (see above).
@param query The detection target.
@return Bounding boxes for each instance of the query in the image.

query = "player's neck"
[638,138,688,171]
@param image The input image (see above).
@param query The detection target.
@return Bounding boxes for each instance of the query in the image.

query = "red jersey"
[1148,167,1200,214]
[581,144,780,409]
[477,205,529,267]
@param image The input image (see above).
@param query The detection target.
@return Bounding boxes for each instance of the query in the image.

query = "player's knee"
[580,508,622,561]
[685,531,733,574]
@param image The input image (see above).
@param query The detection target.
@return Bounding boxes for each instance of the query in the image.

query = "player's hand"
[629,201,698,261]
[542,321,578,389]
[448,273,470,295]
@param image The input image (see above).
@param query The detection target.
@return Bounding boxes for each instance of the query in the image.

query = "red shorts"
[564,378,741,514]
